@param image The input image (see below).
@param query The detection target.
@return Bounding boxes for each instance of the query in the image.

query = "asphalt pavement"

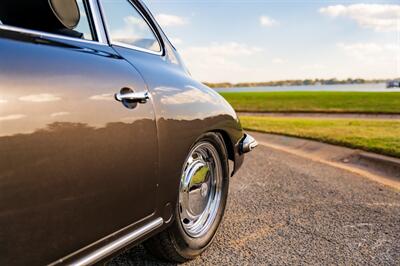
[110,144,400,265]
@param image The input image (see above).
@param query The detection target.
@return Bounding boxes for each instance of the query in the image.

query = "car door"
[0,1,158,265]
[99,0,236,213]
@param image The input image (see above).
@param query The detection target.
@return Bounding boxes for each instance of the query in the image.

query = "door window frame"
[0,0,106,46]
[97,0,164,56]
[0,0,164,55]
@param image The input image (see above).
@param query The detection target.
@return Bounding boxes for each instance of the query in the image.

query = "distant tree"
[203,78,388,88]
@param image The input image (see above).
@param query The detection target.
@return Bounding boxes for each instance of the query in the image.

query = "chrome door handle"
[115,91,150,104]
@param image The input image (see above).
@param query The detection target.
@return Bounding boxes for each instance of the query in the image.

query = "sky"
[143,0,400,83]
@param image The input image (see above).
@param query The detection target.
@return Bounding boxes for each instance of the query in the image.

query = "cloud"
[301,64,326,70]
[0,114,26,122]
[320,4,400,32]
[337,42,399,62]
[182,42,261,57]
[155,14,188,27]
[159,86,219,106]
[110,16,160,51]
[272,58,287,64]
[111,16,150,40]
[260,16,279,27]
[19,94,61,102]
[180,42,263,82]
[170,37,183,45]
[89,93,114,101]
[50,112,70,117]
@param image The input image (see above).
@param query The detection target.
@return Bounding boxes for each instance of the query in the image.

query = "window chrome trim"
[112,41,163,55]
[97,0,164,56]
[0,24,105,46]
[88,0,107,44]
[49,217,164,266]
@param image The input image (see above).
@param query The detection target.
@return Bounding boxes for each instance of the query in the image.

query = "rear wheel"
[145,132,229,262]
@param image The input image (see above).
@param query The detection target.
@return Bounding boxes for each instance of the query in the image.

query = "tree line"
[203,78,391,89]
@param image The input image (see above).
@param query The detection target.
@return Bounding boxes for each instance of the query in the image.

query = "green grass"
[240,116,400,158]
[220,92,400,113]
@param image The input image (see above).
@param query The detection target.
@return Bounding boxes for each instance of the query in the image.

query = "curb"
[356,153,400,179]
[249,131,400,182]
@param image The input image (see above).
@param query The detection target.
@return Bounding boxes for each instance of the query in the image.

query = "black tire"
[144,132,230,263]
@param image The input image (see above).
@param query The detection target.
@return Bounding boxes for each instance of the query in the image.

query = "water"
[214,83,400,93]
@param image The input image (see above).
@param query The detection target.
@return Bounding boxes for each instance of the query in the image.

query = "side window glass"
[75,0,95,40]
[0,0,94,41]
[100,0,161,53]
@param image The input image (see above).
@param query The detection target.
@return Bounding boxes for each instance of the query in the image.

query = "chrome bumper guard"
[240,134,258,154]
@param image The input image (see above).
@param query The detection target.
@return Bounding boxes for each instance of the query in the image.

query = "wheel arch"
[211,129,244,177]
[213,130,234,162]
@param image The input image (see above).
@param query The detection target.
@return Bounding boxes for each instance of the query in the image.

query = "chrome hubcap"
[179,142,222,238]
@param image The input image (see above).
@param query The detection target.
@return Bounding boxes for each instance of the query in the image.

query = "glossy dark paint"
[0,1,245,265]
[0,30,160,265]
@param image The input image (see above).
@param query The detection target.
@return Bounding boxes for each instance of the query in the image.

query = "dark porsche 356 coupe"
[0,0,257,265]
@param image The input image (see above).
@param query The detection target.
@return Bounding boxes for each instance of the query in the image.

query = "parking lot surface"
[110,145,400,265]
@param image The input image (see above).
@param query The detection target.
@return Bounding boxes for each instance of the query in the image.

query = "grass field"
[240,116,400,158]
[220,92,400,113]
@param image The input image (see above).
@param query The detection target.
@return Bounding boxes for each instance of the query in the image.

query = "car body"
[0,0,256,265]
[386,80,400,88]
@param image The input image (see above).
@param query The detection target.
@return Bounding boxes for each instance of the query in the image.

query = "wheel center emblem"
[200,183,208,197]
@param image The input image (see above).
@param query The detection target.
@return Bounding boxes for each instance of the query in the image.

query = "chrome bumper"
[239,134,258,154]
